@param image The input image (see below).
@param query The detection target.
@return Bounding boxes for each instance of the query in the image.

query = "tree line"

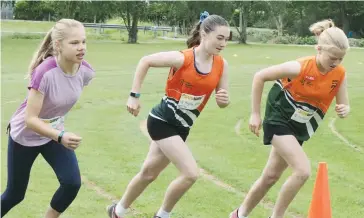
[2,0,364,44]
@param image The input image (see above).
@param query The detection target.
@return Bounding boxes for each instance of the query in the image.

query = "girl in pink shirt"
[1,19,95,218]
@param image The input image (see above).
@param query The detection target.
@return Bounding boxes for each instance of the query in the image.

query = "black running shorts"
[147,115,190,142]
[263,122,304,146]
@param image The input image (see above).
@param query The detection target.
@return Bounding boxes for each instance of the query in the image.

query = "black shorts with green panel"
[263,80,325,145]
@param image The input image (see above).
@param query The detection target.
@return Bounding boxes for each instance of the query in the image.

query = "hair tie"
[199,11,209,24]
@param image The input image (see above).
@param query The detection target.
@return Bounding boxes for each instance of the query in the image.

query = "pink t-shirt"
[9,56,95,146]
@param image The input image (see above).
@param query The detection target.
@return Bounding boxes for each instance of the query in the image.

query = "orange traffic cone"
[308,162,332,218]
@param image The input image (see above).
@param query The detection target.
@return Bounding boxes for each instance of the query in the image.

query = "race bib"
[42,116,65,130]
[178,93,205,110]
[291,107,314,123]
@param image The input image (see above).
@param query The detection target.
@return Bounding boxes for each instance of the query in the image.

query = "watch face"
[131,92,140,98]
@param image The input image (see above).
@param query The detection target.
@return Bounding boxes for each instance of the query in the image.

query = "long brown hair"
[186,12,229,48]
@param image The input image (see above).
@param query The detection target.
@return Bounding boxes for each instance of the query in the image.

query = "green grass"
[1,19,180,42]
[1,37,364,218]
[1,20,55,32]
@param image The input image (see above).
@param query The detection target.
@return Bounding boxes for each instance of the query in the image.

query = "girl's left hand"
[335,104,350,118]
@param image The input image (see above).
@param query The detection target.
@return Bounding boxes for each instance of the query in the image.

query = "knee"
[293,167,311,182]
[61,178,82,193]
[11,193,25,206]
[3,188,26,205]
[262,172,282,187]
[140,167,160,183]
[182,169,200,184]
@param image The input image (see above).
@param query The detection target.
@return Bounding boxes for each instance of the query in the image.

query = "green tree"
[14,0,54,21]
[231,1,255,44]
[115,1,147,43]
[265,0,291,36]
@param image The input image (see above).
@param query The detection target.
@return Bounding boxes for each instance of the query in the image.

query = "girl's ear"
[200,30,206,39]
[315,45,321,53]
[54,40,61,52]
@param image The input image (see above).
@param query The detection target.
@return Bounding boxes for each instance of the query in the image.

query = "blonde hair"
[27,18,83,79]
[309,19,349,52]
[309,19,335,35]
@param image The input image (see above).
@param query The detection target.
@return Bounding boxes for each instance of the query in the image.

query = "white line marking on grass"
[81,175,118,201]
[235,119,242,136]
[328,118,362,152]
[140,120,303,218]
[3,100,18,105]
[81,175,141,215]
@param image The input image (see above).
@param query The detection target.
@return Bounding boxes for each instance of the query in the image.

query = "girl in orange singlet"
[108,12,231,218]
[230,19,351,218]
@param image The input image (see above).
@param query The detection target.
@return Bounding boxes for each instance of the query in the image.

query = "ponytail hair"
[309,19,349,52]
[186,22,202,48]
[186,11,229,49]
[309,19,335,36]
[27,28,54,79]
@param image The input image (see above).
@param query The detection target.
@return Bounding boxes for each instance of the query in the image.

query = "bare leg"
[44,207,61,218]
[156,136,199,212]
[239,147,288,216]
[119,141,170,208]
[270,135,311,218]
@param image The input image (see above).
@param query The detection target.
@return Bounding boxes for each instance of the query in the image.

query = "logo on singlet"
[180,79,193,89]
[300,77,313,87]
[305,76,315,81]
[329,80,339,93]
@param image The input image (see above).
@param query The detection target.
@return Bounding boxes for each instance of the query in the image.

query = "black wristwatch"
[130,92,141,98]
[58,130,65,143]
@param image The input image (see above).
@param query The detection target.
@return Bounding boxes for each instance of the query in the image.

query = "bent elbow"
[25,116,35,129]
[253,72,268,84]
[140,56,152,68]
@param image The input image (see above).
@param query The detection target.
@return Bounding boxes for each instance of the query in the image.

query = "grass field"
[1,29,364,218]
[0,19,178,41]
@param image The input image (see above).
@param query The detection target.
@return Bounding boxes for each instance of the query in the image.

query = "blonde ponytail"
[27,28,54,79]
[310,19,349,52]
[309,19,335,36]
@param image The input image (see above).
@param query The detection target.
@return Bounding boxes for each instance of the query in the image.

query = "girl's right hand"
[249,113,262,137]
[127,96,141,117]
[61,132,82,150]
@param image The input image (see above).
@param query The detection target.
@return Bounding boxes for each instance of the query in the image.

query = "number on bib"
[178,93,205,110]
[42,116,65,130]
[291,107,314,123]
